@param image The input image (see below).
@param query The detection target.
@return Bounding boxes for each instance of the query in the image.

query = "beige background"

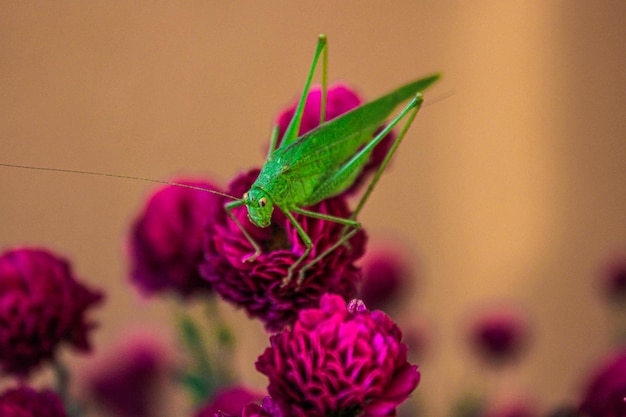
[1,2,626,416]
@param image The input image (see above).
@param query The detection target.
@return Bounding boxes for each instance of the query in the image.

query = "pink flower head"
[359,249,411,311]
[0,247,103,376]
[129,179,224,298]
[0,386,67,417]
[84,333,172,417]
[256,294,420,417]
[274,83,397,195]
[579,348,626,417]
[467,306,530,366]
[599,254,626,304]
[214,397,284,417]
[200,170,367,331]
[195,386,265,417]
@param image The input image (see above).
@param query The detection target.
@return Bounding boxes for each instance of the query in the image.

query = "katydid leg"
[282,209,314,286]
[349,93,424,223]
[266,125,280,160]
[281,34,328,146]
[285,206,361,286]
[225,200,262,262]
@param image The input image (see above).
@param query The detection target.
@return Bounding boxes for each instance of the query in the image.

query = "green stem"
[53,359,83,417]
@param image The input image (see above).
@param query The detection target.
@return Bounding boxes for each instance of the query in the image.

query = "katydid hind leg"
[348,93,424,223]
[288,206,361,286]
[297,225,361,282]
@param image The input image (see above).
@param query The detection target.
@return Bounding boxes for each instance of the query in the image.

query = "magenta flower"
[467,306,530,366]
[274,83,396,195]
[0,247,103,376]
[0,386,67,417]
[83,333,172,417]
[599,254,626,304]
[214,397,284,417]
[200,170,366,331]
[359,249,411,311]
[256,294,420,417]
[195,386,264,417]
[579,348,626,417]
[129,179,223,298]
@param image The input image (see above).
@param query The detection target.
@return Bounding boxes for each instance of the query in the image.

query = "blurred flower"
[214,397,283,417]
[129,179,222,298]
[0,386,67,417]
[599,254,626,305]
[256,294,419,417]
[0,247,103,376]
[274,83,396,195]
[195,386,264,417]
[578,348,626,417]
[359,248,411,311]
[200,170,366,332]
[84,333,172,417]
[467,306,530,366]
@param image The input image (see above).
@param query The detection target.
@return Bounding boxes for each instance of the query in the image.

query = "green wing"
[272,73,440,182]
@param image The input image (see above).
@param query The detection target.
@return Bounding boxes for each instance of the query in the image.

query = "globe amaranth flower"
[359,248,412,311]
[129,179,223,298]
[256,294,420,417]
[0,386,67,417]
[0,247,103,376]
[194,386,265,417]
[213,397,284,417]
[578,348,626,417]
[200,170,367,332]
[467,306,530,366]
[84,333,172,417]
[274,83,396,195]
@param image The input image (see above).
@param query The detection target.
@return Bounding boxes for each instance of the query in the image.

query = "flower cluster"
[256,294,419,417]
[0,247,103,376]
[200,169,366,331]
[1,78,425,417]
[0,386,67,417]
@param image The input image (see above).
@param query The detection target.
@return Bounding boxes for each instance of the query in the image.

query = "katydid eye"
[259,197,267,207]
[243,192,249,200]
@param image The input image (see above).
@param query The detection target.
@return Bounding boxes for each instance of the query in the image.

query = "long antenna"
[0,163,241,201]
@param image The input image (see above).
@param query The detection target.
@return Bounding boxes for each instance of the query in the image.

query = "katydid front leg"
[225,200,262,262]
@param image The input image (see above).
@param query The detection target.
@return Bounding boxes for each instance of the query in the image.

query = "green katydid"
[0,34,440,286]
[225,34,439,285]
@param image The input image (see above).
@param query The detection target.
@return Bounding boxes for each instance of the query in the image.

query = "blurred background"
[1,2,625,416]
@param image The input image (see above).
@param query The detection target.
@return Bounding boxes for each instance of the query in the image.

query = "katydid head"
[244,186,274,228]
